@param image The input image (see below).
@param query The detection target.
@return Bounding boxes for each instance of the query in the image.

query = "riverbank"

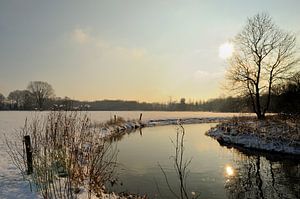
[96,117,230,139]
[206,115,300,155]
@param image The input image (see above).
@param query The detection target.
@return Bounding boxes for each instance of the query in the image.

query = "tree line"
[0,75,299,113]
[0,81,54,110]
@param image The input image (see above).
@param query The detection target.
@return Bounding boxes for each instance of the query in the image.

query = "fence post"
[24,135,33,175]
[139,113,143,121]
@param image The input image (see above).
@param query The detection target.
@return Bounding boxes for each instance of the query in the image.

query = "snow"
[97,117,229,138]
[0,123,40,198]
[146,117,228,126]
[206,118,300,155]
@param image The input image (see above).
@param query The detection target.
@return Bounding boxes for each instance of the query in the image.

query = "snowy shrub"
[6,111,118,199]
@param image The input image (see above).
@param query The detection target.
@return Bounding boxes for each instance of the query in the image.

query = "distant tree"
[227,13,299,119]
[8,90,34,109]
[179,98,187,111]
[0,93,5,102]
[27,81,54,110]
[0,93,5,106]
[0,93,5,110]
[290,71,300,87]
[61,97,73,111]
[8,90,23,109]
[52,96,74,111]
[180,98,186,104]
[275,72,300,113]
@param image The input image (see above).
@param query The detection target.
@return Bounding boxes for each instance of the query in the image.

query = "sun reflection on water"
[225,165,234,176]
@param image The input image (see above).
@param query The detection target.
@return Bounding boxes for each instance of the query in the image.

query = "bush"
[6,111,118,199]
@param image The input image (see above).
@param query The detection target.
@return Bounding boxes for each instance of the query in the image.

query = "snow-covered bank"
[146,117,229,126]
[97,120,145,138]
[100,117,300,155]
[97,117,230,138]
[206,116,300,155]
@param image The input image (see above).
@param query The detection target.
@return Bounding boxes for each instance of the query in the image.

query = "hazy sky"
[1,0,299,102]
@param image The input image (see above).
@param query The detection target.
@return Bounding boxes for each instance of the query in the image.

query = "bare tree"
[0,93,5,102]
[227,13,299,119]
[290,71,300,87]
[27,81,54,110]
[0,93,5,109]
[8,90,33,109]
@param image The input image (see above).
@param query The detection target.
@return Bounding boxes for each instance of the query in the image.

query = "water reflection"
[225,165,234,177]
[107,124,299,199]
[224,154,300,199]
[106,128,142,142]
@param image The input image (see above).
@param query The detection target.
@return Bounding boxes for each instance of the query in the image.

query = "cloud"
[70,27,147,61]
[114,46,147,59]
[71,27,91,44]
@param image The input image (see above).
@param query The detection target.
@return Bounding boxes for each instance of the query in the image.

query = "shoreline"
[103,115,300,156]
[206,116,300,155]
[97,117,231,138]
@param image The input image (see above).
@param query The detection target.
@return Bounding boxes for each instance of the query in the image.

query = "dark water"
[109,124,300,199]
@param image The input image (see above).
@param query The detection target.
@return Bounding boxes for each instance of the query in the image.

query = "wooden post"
[139,113,143,121]
[24,135,33,175]
[114,115,117,122]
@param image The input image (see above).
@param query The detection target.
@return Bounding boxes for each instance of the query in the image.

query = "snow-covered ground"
[0,115,40,199]
[206,117,300,155]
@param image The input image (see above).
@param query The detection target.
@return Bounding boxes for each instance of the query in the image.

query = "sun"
[219,42,234,59]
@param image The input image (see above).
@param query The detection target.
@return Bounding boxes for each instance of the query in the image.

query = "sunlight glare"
[219,42,234,59]
[225,165,234,176]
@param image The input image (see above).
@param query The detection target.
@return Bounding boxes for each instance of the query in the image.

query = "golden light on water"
[225,165,234,176]
[219,42,234,59]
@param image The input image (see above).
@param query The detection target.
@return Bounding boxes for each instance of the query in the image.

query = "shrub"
[6,111,118,199]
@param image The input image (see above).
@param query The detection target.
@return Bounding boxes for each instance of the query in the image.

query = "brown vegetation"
[215,114,300,145]
[6,111,118,199]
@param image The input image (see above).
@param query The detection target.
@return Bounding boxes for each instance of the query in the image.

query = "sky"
[0,0,299,102]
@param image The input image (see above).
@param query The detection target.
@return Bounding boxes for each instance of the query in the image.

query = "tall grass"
[6,111,118,199]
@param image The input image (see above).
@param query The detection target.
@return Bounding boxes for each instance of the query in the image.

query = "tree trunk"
[255,60,264,120]
[255,86,264,119]
[263,74,273,117]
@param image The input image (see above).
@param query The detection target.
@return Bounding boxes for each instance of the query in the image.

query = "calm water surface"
[109,124,300,199]
[0,111,299,199]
